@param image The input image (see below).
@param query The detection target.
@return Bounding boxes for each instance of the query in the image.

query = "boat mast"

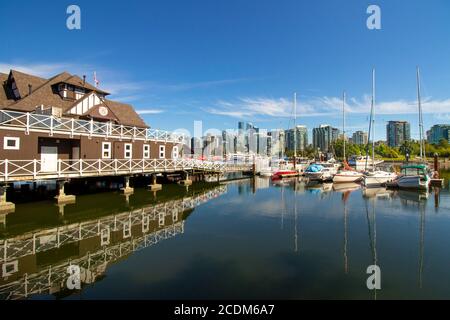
[416,67,425,160]
[365,69,376,172]
[343,91,346,162]
[371,69,376,172]
[294,92,297,169]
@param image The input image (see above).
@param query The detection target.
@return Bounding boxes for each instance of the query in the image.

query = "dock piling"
[148,174,162,191]
[55,180,76,204]
[0,184,15,213]
[121,176,134,195]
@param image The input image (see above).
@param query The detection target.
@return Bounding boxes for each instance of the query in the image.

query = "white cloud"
[136,109,165,115]
[206,95,450,119]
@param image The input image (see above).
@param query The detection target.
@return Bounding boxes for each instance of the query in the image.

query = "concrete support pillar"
[178,171,192,186]
[148,174,162,191]
[0,185,15,213]
[55,180,76,204]
[121,176,134,194]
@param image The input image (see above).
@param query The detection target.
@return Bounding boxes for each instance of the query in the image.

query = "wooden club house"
[0,70,223,209]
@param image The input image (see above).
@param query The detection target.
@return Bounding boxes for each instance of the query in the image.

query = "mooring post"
[434,153,439,178]
[55,180,76,205]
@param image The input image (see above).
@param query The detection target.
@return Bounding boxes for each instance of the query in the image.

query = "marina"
[2,0,450,306]
[0,171,448,299]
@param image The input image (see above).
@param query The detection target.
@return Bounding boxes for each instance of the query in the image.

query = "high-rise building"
[352,131,369,145]
[386,121,411,147]
[268,129,285,158]
[285,125,308,154]
[312,125,339,152]
[427,124,450,144]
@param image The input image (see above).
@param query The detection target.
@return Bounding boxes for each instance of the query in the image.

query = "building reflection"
[0,185,227,300]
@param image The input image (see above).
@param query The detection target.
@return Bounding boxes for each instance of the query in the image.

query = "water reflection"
[0,184,226,300]
[0,172,448,300]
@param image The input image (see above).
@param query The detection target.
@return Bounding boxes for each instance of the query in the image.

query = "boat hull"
[333,173,363,183]
[305,172,332,181]
[363,173,397,187]
[396,175,430,190]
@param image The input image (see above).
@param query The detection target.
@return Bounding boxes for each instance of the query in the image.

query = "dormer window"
[11,79,20,99]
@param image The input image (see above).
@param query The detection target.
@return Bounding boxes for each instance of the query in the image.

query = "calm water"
[1,171,449,300]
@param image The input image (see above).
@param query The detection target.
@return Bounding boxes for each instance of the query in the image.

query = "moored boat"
[333,171,364,183]
[363,171,397,187]
[304,164,334,182]
[271,170,299,180]
[395,164,431,191]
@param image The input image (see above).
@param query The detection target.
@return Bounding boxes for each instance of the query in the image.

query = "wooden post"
[434,153,439,178]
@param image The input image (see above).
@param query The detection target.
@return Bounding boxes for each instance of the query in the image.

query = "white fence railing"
[0,158,226,182]
[0,109,184,143]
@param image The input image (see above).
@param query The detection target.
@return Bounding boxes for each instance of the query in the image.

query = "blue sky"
[1,0,450,141]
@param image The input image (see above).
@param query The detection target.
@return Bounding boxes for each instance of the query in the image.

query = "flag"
[93,71,99,87]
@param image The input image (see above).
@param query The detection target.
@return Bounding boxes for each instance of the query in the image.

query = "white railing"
[0,222,184,300]
[0,158,226,182]
[0,109,184,143]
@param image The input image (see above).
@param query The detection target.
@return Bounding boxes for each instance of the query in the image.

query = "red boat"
[271,170,299,180]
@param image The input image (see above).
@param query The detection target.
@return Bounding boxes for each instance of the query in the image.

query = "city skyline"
[1,1,450,141]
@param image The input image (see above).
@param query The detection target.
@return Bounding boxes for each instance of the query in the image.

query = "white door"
[41,146,58,172]
[72,147,80,160]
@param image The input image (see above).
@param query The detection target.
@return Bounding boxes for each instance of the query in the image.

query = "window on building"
[159,145,165,159]
[172,146,179,159]
[124,143,132,159]
[143,144,150,159]
[102,142,111,159]
[3,137,20,150]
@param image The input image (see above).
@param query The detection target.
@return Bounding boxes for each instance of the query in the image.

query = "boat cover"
[306,164,324,173]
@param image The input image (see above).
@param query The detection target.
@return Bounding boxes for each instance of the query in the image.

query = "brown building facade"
[0,70,181,167]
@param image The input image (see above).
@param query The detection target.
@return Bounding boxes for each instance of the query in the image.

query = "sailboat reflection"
[0,185,227,300]
[365,196,378,300]
[362,187,393,199]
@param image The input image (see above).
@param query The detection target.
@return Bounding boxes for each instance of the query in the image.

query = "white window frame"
[124,143,132,159]
[159,145,165,159]
[143,144,150,159]
[2,260,18,277]
[172,146,179,159]
[3,137,20,150]
[100,227,110,246]
[102,142,111,159]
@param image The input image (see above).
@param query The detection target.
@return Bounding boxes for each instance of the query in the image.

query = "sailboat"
[363,69,397,187]
[272,92,300,179]
[395,67,431,191]
[333,91,364,183]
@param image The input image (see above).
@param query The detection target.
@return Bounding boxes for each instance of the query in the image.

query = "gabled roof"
[10,69,47,98]
[0,72,15,107]
[0,69,149,128]
[103,99,148,128]
[63,75,109,95]
[6,72,75,112]
[81,104,119,122]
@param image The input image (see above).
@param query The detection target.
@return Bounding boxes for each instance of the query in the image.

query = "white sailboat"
[333,91,364,183]
[395,67,431,190]
[363,69,397,187]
